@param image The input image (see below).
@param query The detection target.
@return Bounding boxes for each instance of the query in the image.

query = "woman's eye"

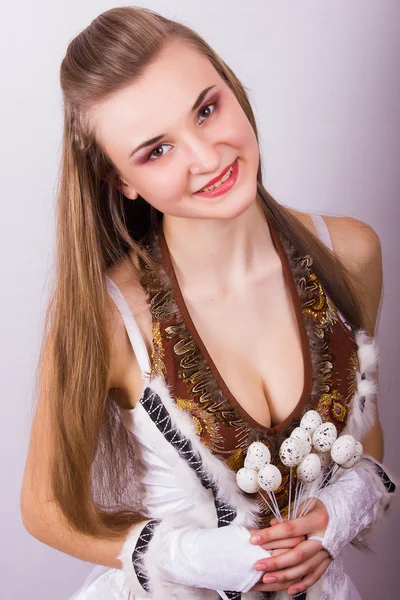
[146,144,172,162]
[145,100,217,162]
[197,101,216,125]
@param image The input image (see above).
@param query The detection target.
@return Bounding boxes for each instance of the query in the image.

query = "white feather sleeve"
[118,517,272,598]
[317,456,397,560]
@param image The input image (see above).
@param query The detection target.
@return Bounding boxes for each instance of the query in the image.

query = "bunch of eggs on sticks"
[236,410,363,497]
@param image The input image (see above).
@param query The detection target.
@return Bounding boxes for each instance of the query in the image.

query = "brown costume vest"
[139,217,359,526]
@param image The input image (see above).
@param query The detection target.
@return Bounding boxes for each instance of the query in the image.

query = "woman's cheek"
[221,120,258,172]
[237,117,259,157]
[142,171,188,213]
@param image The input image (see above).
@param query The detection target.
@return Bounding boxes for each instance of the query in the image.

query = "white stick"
[299,481,323,518]
[300,464,342,517]
[298,483,312,518]
[299,494,315,517]
[288,467,293,520]
[299,464,339,517]
[293,480,303,519]
[292,477,299,521]
[301,495,318,517]
[297,482,304,518]
[269,490,283,523]
[268,490,280,522]
[297,482,306,518]
[259,490,279,520]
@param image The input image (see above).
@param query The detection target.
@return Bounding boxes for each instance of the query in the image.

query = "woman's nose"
[185,136,220,175]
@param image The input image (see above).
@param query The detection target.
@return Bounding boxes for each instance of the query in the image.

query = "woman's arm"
[119,519,273,596]
[20,293,146,568]
[20,340,147,569]
[20,401,143,569]
[21,496,142,569]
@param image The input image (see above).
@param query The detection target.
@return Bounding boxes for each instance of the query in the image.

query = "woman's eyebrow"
[128,84,217,160]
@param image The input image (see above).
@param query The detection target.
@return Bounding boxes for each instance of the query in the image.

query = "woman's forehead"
[89,41,221,152]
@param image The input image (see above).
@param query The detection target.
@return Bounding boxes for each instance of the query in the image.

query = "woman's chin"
[191,182,258,221]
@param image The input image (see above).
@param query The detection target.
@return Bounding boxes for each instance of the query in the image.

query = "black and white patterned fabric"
[141,387,237,528]
[135,386,240,600]
[365,459,396,495]
[131,519,161,592]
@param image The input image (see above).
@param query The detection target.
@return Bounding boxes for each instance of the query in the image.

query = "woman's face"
[90,40,260,220]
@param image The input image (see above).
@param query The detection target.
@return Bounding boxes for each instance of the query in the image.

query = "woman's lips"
[194,159,239,198]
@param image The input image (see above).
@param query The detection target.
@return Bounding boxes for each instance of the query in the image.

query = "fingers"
[271,548,294,557]
[251,550,332,593]
[255,539,326,572]
[288,556,332,596]
[263,549,328,585]
[251,502,329,546]
[261,535,306,551]
[251,576,303,593]
[251,517,313,548]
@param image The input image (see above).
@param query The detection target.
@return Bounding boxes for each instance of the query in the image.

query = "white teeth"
[198,165,233,193]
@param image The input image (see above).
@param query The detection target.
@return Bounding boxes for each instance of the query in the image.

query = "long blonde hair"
[37,6,364,539]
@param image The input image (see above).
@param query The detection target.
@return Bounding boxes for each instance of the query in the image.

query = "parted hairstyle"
[34,6,365,539]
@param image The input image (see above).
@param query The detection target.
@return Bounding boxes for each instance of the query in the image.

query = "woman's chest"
[144,239,358,468]
[181,273,305,429]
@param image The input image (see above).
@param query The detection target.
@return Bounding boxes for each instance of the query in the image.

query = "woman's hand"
[248,499,332,595]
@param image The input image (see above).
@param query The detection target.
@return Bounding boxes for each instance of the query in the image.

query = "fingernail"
[255,563,267,571]
[291,590,300,595]
[263,576,277,584]
[250,534,261,544]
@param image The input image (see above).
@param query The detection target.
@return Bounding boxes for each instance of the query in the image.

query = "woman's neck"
[162,200,279,294]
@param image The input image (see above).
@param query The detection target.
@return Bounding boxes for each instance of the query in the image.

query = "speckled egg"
[279,438,303,467]
[258,464,282,492]
[300,410,323,434]
[297,453,322,483]
[244,441,271,470]
[331,435,357,465]
[342,441,363,469]
[236,467,260,494]
[290,427,312,456]
[315,451,332,469]
[312,422,338,452]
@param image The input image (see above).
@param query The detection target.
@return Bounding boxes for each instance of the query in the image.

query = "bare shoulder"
[319,214,381,271]
[104,251,152,407]
[287,207,382,277]
[287,207,383,334]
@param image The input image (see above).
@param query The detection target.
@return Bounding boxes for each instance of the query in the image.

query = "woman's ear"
[115,175,139,200]
[119,179,139,200]
[103,172,138,200]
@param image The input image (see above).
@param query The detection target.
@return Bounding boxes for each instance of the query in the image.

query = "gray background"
[1,1,399,597]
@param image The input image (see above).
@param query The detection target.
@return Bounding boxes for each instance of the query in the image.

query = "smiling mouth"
[196,162,235,193]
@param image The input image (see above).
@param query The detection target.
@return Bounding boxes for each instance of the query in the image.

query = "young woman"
[20,6,395,600]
